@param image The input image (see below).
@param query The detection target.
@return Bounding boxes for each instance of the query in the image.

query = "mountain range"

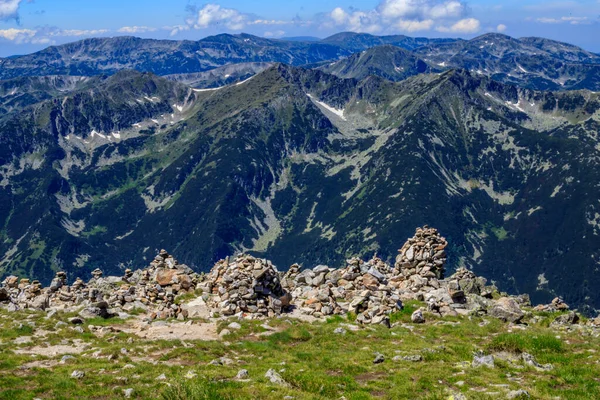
[1,32,600,314]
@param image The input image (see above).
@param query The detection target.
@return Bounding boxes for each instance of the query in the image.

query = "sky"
[0,0,599,56]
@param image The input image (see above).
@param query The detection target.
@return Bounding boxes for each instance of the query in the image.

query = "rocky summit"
[1,227,595,329]
[2,227,600,399]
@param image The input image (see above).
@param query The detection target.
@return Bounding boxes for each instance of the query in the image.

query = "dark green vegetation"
[0,307,598,399]
[1,63,600,313]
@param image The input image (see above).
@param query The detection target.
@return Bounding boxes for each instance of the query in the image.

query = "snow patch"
[306,94,346,121]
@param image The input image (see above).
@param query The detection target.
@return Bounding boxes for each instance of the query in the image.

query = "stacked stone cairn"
[390,226,447,292]
[283,256,402,325]
[0,250,201,321]
[202,254,291,318]
[0,227,590,328]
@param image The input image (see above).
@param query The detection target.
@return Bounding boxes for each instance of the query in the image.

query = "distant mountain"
[164,62,273,88]
[317,45,436,81]
[282,36,321,42]
[0,75,90,113]
[0,34,351,80]
[414,33,600,91]
[1,65,600,314]
[2,32,600,92]
[320,32,459,51]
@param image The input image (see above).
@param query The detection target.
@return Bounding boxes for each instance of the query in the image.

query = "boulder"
[488,297,524,323]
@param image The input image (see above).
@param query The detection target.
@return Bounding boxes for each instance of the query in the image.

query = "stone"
[334,327,346,335]
[71,370,85,379]
[228,322,242,330]
[373,353,385,364]
[472,353,494,368]
[156,373,167,381]
[551,311,579,326]
[522,353,553,371]
[69,317,84,325]
[488,297,524,323]
[411,309,425,324]
[123,388,134,398]
[507,389,530,399]
[60,355,74,364]
[236,369,249,379]
[265,369,289,387]
[400,355,423,362]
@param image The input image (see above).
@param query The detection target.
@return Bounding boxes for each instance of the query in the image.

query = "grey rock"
[313,265,330,274]
[123,388,134,398]
[551,311,579,326]
[411,309,425,324]
[373,352,385,364]
[71,370,85,379]
[156,374,167,380]
[522,353,553,371]
[235,369,249,379]
[488,297,524,323]
[334,327,346,335]
[227,322,242,330]
[507,389,530,399]
[265,368,289,387]
[472,353,494,368]
[60,355,75,364]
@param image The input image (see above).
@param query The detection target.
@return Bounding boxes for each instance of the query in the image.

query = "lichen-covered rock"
[488,297,524,323]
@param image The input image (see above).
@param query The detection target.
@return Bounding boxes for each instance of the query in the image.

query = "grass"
[0,307,599,399]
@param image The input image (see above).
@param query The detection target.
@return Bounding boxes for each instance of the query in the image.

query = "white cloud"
[118,26,158,34]
[0,27,110,45]
[250,19,288,26]
[188,4,247,30]
[51,29,109,37]
[496,23,507,32]
[395,19,435,32]
[436,17,481,33]
[0,27,35,42]
[0,0,22,21]
[378,0,466,20]
[536,16,590,25]
[328,7,383,33]
[184,3,295,32]
[264,30,285,38]
[325,0,477,34]
[167,25,189,37]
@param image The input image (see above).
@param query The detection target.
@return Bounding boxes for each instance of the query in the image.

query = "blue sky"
[1,0,599,56]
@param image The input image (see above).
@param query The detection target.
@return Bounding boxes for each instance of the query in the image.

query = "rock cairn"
[284,256,402,325]
[533,297,570,313]
[202,254,291,318]
[391,226,447,293]
[0,226,589,328]
[0,250,201,321]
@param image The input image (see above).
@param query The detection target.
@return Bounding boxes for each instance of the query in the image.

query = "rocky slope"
[1,239,597,399]
[0,34,352,80]
[1,64,599,314]
[3,32,600,92]
[414,33,600,90]
[317,45,437,81]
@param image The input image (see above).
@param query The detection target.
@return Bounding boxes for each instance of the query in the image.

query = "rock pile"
[284,256,402,325]
[202,254,291,318]
[0,226,590,329]
[533,297,570,313]
[0,250,201,321]
[390,226,448,293]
